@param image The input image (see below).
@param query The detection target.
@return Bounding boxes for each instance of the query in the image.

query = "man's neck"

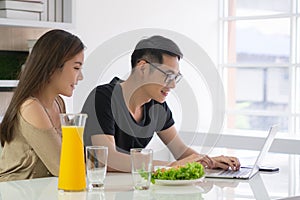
[120,77,150,116]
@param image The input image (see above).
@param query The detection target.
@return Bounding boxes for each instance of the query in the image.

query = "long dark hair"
[0,29,85,146]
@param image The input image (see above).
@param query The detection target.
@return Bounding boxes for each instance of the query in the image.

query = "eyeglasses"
[143,60,183,84]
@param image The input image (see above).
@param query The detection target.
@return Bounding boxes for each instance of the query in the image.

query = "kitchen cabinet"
[0,0,74,29]
[0,0,75,89]
[0,18,73,29]
[0,80,18,91]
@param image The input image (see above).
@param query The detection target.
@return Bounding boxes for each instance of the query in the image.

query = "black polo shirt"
[82,77,175,154]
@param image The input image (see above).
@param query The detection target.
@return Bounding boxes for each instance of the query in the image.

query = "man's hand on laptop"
[209,155,241,171]
[191,154,240,171]
[168,154,240,171]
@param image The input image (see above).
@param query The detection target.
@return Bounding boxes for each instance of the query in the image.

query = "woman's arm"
[20,98,62,176]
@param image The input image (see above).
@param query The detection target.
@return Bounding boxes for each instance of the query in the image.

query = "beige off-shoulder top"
[0,96,65,182]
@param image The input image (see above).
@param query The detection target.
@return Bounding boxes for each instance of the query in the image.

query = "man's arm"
[91,134,131,172]
[91,134,170,172]
[157,125,213,167]
[157,125,240,170]
[157,125,197,159]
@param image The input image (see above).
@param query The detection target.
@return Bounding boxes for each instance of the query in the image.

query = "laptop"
[205,124,278,179]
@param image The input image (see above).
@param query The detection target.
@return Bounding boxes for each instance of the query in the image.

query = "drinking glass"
[130,148,153,190]
[86,146,108,190]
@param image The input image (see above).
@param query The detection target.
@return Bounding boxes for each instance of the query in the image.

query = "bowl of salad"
[151,162,205,185]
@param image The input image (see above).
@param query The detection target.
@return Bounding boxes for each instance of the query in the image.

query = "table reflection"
[0,173,286,200]
[58,191,86,200]
[0,153,298,200]
[87,190,106,200]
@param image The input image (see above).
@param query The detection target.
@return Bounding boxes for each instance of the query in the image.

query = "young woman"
[0,29,85,181]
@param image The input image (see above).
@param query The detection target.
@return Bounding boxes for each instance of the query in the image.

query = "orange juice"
[58,126,86,191]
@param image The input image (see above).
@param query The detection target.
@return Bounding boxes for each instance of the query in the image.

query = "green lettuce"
[151,162,205,184]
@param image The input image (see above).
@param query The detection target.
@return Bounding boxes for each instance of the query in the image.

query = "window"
[219,0,300,134]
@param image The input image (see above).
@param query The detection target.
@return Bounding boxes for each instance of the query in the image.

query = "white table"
[0,153,299,200]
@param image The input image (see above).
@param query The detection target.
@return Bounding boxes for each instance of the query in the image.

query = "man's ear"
[136,60,147,74]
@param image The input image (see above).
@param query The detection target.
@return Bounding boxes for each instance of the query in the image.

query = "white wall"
[70,0,219,132]
[66,1,300,155]
[74,0,219,60]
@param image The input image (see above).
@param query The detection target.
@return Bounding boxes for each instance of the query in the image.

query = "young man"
[82,35,240,172]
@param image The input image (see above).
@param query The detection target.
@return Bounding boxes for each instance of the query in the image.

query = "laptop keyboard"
[219,168,252,177]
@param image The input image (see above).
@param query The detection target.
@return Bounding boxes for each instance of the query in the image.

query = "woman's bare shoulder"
[20,98,53,129]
